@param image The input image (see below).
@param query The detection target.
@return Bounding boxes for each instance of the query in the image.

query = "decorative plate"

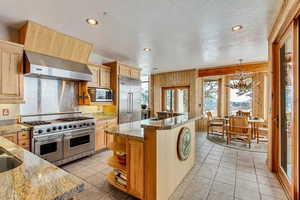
[177,127,192,161]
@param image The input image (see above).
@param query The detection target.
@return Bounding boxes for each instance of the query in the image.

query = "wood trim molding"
[268,0,300,43]
[197,62,268,77]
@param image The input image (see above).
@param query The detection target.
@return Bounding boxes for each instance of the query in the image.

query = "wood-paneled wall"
[150,69,201,129]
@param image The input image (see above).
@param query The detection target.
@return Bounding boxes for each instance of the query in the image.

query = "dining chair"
[227,116,252,148]
[256,123,268,143]
[236,110,251,117]
[207,112,224,137]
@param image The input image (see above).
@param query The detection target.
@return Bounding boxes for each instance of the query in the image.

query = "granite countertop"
[0,124,31,136]
[141,113,202,130]
[82,112,117,121]
[105,113,202,141]
[0,137,84,200]
[105,121,144,141]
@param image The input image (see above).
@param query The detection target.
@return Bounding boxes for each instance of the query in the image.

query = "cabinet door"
[100,66,111,88]
[3,133,18,144]
[119,64,131,77]
[95,121,106,151]
[88,64,100,87]
[0,41,24,103]
[105,118,117,146]
[130,68,140,80]
[128,139,144,198]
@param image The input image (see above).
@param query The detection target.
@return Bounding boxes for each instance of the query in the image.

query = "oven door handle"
[64,131,94,139]
[34,134,63,142]
[35,137,62,145]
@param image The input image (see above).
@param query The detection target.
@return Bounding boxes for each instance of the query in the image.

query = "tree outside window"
[203,80,219,116]
[229,79,252,115]
[141,76,149,107]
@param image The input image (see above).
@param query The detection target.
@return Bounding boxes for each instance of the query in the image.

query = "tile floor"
[62,133,287,200]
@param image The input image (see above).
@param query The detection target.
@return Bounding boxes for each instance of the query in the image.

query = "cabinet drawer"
[18,131,30,140]
[18,139,30,147]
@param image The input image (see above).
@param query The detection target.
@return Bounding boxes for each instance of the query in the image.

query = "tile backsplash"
[0,104,20,120]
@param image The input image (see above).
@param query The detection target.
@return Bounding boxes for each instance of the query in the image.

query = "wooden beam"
[197,62,268,77]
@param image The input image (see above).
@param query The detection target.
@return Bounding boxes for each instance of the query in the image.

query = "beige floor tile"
[210,181,235,196]
[259,184,286,198]
[235,190,260,200]
[207,192,234,200]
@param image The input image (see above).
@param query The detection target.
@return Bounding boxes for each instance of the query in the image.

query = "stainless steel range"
[24,116,95,166]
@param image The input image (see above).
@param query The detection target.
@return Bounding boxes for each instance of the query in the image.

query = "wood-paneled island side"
[105,114,200,200]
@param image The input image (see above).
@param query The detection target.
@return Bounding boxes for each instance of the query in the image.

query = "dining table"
[216,116,265,139]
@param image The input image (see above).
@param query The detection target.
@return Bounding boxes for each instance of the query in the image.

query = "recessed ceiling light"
[232,25,243,31]
[86,18,99,25]
[144,48,151,52]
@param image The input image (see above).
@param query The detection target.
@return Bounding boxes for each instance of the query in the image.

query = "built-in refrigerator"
[118,76,141,124]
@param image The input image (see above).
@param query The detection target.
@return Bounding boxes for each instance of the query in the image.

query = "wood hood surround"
[19,21,92,64]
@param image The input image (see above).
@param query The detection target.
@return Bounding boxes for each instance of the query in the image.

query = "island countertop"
[105,113,201,141]
[0,137,84,200]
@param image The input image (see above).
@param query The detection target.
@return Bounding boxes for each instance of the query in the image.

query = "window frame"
[161,86,190,112]
[227,77,253,115]
[202,78,222,117]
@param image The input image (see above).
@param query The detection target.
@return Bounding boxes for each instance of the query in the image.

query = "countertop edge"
[105,130,144,141]
[141,116,202,130]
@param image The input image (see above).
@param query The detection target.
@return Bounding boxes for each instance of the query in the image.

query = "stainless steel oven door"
[63,127,95,158]
[34,133,64,163]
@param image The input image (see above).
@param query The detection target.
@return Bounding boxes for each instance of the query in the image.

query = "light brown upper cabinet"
[0,40,24,104]
[119,64,141,79]
[19,21,92,64]
[100,66,111,88]
[87,63,111,88]
[88,64,101,87]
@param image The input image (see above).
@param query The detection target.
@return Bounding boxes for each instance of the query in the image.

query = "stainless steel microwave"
[88,88,113,102]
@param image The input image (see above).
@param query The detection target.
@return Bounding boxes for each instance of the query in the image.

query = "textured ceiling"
[0,0,282,74]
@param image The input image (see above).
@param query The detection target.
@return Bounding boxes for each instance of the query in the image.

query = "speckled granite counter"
[105,113,202,141]
[142,113,201,130]
[105,121,144,141]
[0,137,85,200]
[83,112,117,121]
[0,124,31,136]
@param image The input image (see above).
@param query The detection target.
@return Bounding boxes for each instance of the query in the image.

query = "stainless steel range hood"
[24,51,92,81]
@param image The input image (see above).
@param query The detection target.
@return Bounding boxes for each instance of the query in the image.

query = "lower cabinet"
[95,118,117,151]
[2,131,31,151]
[128,139,144,198]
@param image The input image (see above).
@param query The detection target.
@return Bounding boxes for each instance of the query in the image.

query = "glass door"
[278,26,295,196]
[162,86,189,112]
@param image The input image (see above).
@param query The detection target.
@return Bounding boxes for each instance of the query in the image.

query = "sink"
[150,117,160,121]
[0,147,22,173]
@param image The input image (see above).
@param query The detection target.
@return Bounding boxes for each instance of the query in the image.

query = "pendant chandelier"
[226,59,260,95]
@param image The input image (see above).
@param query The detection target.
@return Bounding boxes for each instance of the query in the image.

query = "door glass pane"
[280,33,293,180]
[203,80,219,116]
[176,88,189,113]
[40,142,57,155]
[70,135,90,147]
[164,89,174,112]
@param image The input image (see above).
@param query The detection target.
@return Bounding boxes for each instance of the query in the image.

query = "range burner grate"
[56,117,93,122]
[23,121,52,126]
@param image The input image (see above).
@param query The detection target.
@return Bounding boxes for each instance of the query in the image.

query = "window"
[162,86,189,113]
[229,79,252,115]
[141,76,149,107]
[203,80,219,116]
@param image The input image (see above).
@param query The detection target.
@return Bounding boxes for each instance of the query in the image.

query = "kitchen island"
[105,114,200,200]
[0,136,84,200]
